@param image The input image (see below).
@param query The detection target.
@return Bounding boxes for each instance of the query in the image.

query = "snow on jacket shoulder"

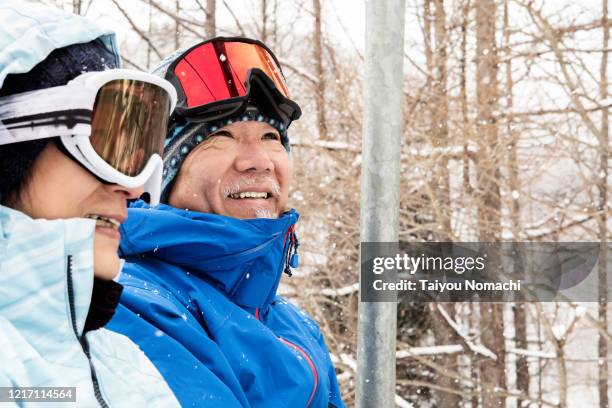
[108,202,345,408]
[0,205,179,407]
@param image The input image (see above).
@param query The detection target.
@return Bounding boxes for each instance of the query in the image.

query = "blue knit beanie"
[160,105,289,203]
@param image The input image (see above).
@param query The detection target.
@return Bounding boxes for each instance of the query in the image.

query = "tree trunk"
[429,2,461,406]
[73,0,82,15]
[475,0,501,241]
[460,0,472,195]
[147,0,153,69]
[537,311,543,408]
[513,304,529,403]
[272,0,279,47]
[470,303,481,408]
[475,0,506,405]
[175,0,180,50]
[261,0,268,43]
[424,0,433,71]
[432,0,451,234]
[205,0,216,37]
[460,7,480,403]
[313,0,327,140]
[504,0,530,404]
[598,1,610,407]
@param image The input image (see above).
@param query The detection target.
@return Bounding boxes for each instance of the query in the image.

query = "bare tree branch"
[110,0,162,60]
[221,0,246,36]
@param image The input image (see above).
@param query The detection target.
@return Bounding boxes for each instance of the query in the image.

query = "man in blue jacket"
[108,38,345,408]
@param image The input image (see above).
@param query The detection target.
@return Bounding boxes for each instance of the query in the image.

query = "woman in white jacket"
[0,2,179,407]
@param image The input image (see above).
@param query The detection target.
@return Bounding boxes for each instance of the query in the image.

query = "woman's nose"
[108,183,145,200]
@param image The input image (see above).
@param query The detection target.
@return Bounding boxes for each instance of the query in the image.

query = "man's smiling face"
[168,120,292,219]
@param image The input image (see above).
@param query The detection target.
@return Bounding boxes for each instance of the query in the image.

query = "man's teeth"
[85,214,120,230]
[229,192,269,199]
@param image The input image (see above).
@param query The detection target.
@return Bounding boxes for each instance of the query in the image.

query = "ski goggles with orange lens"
[164,37,301,125]
[0,69,177,205]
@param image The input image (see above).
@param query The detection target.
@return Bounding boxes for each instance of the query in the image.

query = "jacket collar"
[0,205,98,336]
[119,202,299,308]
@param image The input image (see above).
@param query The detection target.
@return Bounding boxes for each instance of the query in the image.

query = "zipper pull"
[284,229,299,276]
[289,231,300,268]
[289,252,299,269]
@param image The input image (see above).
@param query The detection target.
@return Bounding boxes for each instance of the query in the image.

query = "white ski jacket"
[0,205,180,407]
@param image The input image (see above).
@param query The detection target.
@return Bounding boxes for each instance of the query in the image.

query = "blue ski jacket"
[107,202,345,408]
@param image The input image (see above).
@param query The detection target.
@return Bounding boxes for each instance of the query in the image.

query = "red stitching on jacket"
[283,224,295,245]
[278,337,318,408]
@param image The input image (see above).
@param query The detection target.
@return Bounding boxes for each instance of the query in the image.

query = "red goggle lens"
[171,40,290,108]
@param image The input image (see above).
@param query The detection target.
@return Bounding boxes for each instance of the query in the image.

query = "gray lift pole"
[356,0,405,407]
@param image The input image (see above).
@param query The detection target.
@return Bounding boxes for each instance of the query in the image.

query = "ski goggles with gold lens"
[164,37,301,126]
[0,69,177,205]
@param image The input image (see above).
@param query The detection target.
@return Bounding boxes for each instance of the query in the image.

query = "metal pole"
[356,0,405,407]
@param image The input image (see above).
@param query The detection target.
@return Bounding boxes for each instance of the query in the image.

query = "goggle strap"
[0,120,91,145]
[0,85,93,119]
[0,85,93,146]
[173,69,301,125]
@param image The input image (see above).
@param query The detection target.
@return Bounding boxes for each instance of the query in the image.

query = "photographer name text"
[372,279,522,292]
